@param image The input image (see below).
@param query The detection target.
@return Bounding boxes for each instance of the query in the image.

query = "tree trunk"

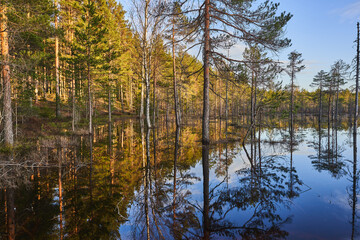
[202,0,210,144]
[250,72,254,162]
[88,63,92,135]
[129,77,133,112]
[140,83,144,118]
[143,0,151,129]
[153,72,157,126]
[290,70,294,135]
[1,5,13,146]
[173,23,181,127]
[55,0,61,118]
[145,71,151,128]
[120,84,124,113]
[108,86,111,123]
[319,84,322,127]
[335,86,339,129]
[72,67,76,132]
[225,68,229,132]
[354,22,359,134]
[35,74,39,103]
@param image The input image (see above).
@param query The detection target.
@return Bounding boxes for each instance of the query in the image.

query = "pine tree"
[311,70,329,125]
[74,0,107,134]
[286,50,305,134]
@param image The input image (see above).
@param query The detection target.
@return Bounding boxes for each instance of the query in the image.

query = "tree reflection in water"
[309,119,346,178]
[347,128,360,240]
[3,118,360,239]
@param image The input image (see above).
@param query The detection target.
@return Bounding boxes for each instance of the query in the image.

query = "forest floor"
[14,99,136,140]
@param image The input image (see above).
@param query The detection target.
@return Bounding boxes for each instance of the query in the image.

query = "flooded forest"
[0,0,359,239]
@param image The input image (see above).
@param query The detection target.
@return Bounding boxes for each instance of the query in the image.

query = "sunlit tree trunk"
[202,0,210,144]
[172,18,181,127]
[153,72,157,126]
[140,83,144,118]
[55,0,61,118]
[1,4,13,146]
[143,0,151,129]
[129,77,133,112]
[120,83,124,113]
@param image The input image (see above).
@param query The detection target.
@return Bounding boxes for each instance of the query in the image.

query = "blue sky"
[119,0,360,90]
[275,0,359,90]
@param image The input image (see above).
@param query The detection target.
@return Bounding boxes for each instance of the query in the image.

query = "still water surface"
[0,117,359,239]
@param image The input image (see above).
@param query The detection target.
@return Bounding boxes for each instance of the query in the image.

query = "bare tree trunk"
[215,78,218,119]
[219,77,222,118]
[319,83,322,127]
[143,0,151,129]
[354,22,359,134]
[153,72,157,126]
[290,70,294,135]
[335,86,339,129]
[55,0,61,118]
[72,68,76,132]
[172,19,181,127]
[328,94,332,133]
[250,72,254,162]
[225,69,229,132]
[202,0,210,144]
[145,74,151,128]
[88,63,92,135]
[129,77,133,112]
[28,75,33,108]
[35,74,39,103]
[1,5,13,146]
[120,84,124,113]
[140,83,144,118]
[108,86,111,123]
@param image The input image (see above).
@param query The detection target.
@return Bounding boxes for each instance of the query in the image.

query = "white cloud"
[333,1,360,22]
[229,43,247,59]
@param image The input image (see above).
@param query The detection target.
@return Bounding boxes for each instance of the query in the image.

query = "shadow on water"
[0,116,359,239]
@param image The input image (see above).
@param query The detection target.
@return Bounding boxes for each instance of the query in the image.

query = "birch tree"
[131,0,164,129]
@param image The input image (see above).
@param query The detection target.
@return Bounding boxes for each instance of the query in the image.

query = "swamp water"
[0,117,359,240]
